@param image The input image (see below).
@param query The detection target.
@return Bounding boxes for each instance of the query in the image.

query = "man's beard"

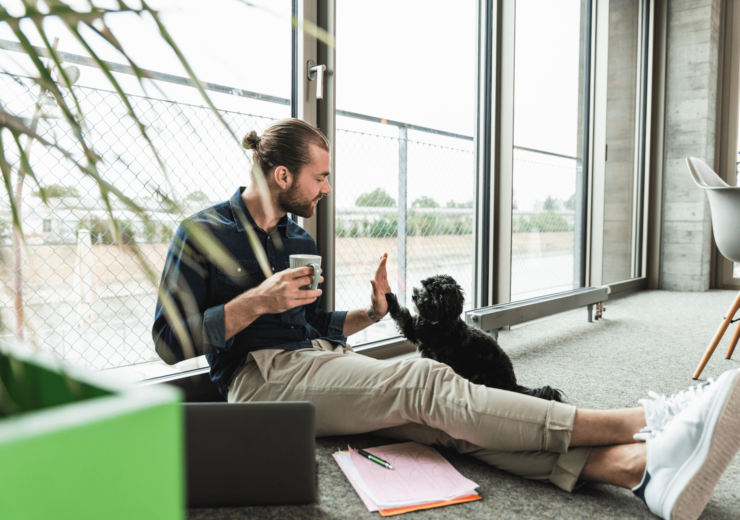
[278,183,321,218]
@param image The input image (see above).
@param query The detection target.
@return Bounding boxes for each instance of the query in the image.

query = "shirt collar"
[229,187,289,235]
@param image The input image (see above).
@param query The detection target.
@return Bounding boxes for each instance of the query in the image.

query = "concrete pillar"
[661,0,721,291]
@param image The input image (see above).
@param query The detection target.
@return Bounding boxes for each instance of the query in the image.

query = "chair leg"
[693,289,740,380]
[725,319,740,360]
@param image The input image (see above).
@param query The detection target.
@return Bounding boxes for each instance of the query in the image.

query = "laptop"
[184,402,316,507]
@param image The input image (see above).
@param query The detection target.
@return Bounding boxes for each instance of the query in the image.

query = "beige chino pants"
[228,339,591,492]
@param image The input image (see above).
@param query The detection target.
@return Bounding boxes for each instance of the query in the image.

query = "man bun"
[243,118,330,179]
[242,130,261,150]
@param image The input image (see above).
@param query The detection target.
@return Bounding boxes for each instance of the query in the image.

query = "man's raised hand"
[369,253,391,318]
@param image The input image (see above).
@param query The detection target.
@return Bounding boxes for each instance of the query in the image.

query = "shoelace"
[634,403,705,442]
[634,428,660,442]
[661,378,714,414]
[639,378,715,433]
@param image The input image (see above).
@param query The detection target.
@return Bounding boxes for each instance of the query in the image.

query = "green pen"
[358,448,394,470]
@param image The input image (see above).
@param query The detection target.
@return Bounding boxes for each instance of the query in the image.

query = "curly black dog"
[385,274,564,402]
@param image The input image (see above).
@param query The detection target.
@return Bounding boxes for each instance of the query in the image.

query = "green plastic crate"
[0,343,184,520]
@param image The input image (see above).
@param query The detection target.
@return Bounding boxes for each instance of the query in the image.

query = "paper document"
[333,442,480,513]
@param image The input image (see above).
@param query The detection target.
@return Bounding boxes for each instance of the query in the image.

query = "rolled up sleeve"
[305,295,347,339]
[203,304,234,353]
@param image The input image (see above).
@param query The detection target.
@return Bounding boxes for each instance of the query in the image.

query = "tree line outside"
[12,185,576,243]
[337,188,576,238]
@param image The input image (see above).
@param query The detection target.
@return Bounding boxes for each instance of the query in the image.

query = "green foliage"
[412,196,440,209]
[543,196,559,211]
[143,220,158,242]
[355,188,396,207]
[532,212,569,232]
[161,224,174,244]
[336,219,363,237]
[564,193,576,211]
[185,191,208,202]
[77,217,135,246]
[336,212,472,238]
[367,216,398,237]
[0,217,10,239]
[32,184,81,199]
[515,212,571,233]
[143,220,175,243]
[77,217,110,245]
[515,216,535,233]
[407,211,438,235]
[446,200,473,209]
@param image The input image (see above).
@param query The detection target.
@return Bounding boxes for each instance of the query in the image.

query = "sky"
[0,0,585,211]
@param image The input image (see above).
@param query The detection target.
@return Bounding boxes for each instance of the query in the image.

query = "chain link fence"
[334,126,581,343]
[1,72,276,373]
[1,67,583,370]
[334,126,476,344]
[511,148,580,301]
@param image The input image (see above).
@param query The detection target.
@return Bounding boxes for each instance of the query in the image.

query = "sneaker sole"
[668,370,740,520]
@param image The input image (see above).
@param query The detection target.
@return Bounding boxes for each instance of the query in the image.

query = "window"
[510,0,591,300]
[601,0,650,284]
[0,0,293,380]
[335,0,478,345]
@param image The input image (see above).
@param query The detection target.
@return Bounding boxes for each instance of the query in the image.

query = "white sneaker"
[638,372,735,434]
[632,368,740,520]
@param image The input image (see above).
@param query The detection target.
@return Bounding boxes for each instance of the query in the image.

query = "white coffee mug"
[289,254,322,290]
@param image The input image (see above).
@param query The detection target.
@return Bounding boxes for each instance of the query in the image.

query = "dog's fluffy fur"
[385,274,563,402]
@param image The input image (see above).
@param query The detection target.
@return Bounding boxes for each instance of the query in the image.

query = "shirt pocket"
[216,260,260,291]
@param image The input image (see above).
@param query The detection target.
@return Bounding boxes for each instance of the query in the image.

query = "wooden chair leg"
[725,319,740,360]
[693,289,740,380]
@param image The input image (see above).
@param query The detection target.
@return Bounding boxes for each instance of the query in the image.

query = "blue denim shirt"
[152,187,347,398]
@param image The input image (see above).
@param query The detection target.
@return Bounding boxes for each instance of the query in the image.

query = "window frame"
[713,0,740,290]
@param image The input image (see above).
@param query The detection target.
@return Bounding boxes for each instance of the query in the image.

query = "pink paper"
[348,442,478,504]
[333,452,381,511]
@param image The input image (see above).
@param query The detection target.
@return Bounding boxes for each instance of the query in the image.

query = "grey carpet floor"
[189,289,740,520]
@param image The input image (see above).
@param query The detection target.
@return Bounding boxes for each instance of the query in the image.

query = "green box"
[0,343,184,520]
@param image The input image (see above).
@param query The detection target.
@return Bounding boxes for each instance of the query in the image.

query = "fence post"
[574,158,586,288]
[398,126,407,307]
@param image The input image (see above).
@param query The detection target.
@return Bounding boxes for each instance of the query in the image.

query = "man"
[153,118,740,520]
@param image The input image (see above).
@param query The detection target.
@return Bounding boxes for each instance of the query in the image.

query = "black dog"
[385,274,563,402]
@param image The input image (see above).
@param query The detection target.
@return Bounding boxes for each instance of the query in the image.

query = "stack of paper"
[333,442,481,516]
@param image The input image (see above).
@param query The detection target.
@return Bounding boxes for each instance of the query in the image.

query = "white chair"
[686,157,740,379]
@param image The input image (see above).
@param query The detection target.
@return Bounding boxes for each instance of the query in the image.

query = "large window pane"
[511,0,589,300]
[336,1,477,345]
[0,1,292,380]
[602,0,648,283]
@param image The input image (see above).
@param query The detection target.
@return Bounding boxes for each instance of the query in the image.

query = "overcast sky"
[0,0,587,210]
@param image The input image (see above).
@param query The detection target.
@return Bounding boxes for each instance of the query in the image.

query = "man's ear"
[274,166,293,190]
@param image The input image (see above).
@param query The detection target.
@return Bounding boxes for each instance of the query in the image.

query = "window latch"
[307,60,327,99]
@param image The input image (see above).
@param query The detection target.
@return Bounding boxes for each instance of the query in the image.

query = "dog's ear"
[413,282,435,321]
[440,280,464,318]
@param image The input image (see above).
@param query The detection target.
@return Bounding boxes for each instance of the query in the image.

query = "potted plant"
[0,342,184,519]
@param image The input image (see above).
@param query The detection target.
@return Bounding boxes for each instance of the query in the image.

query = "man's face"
[277,145,331,218]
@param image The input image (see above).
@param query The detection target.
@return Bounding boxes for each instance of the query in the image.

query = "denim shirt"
[152,187,348,398]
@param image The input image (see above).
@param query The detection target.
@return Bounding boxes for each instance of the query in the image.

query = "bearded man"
[153,118,740,520]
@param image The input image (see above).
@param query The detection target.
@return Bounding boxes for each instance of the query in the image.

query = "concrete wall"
[661,0,722,290]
